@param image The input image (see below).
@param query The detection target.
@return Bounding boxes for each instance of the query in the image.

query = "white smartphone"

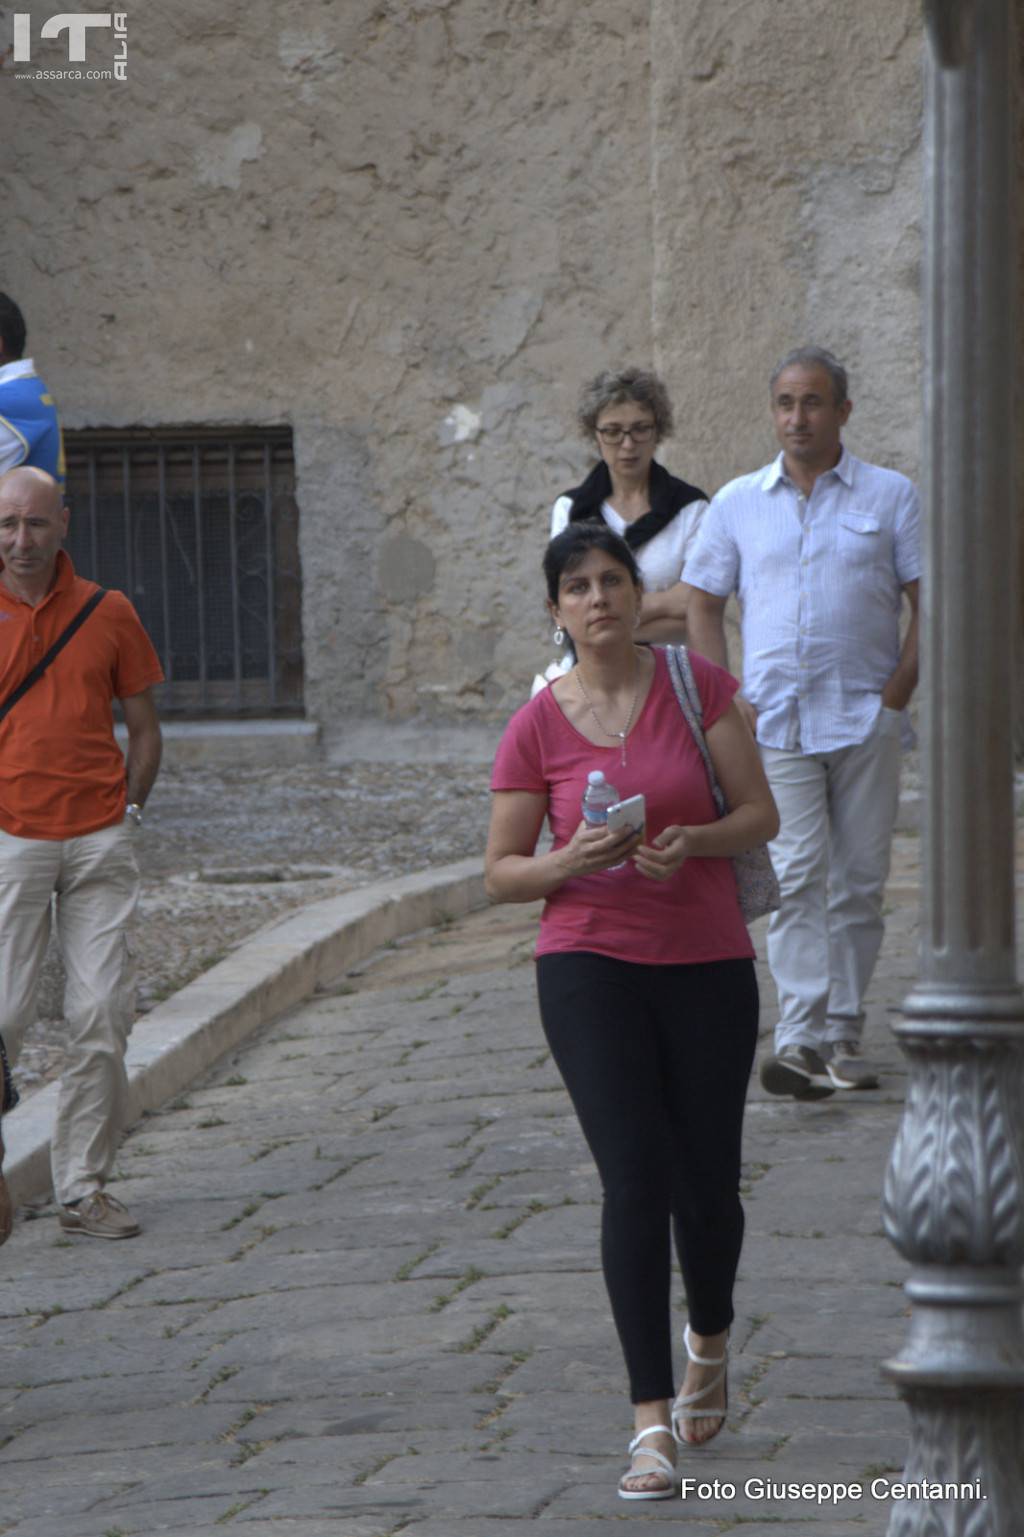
[605,793,645,838]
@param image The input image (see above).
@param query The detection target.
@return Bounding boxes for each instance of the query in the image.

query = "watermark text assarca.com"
[11,12,127,81]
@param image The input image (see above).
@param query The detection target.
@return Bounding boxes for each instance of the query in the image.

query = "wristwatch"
[125,803,144,827]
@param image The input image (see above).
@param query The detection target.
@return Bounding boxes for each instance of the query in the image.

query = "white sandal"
[671,1324,728,1445]
[617,1423,677,1501]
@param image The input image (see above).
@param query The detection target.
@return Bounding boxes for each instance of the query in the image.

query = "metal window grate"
[63,428,304,715]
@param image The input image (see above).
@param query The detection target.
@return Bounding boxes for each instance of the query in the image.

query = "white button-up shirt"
[683,448,921,753]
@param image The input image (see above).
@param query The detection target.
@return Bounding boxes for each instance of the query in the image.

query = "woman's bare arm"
[485,790,642,902]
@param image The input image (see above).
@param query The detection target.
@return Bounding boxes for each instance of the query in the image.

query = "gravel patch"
[17,760,494,1098]
[14,746,964,1101]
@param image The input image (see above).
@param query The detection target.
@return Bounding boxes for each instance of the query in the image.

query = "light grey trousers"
[0,820,139,1204]
[760,707,902,1055]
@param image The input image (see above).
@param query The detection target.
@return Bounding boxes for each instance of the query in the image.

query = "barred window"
[63,428,303,715]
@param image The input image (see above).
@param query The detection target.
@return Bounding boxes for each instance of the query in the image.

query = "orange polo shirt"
[0,551,164,840]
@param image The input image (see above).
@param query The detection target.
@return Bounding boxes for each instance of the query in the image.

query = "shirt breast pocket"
[837,512,883,567]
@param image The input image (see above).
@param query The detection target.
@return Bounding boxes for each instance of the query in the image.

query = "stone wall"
[3,0,655,737]
[651,0,924,493]
[2,1,1019,736]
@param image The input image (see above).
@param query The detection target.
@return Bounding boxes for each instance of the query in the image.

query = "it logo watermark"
[11,11,127,80]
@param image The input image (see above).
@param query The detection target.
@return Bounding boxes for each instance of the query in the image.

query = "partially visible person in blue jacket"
[0,294,65,490]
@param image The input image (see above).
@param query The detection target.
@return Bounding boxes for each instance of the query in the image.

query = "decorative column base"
[887,1391,1024,1536]
[883,1016,1024,1535]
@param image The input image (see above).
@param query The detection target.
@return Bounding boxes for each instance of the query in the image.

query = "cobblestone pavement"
[16,745,942,1097]
[21,761,494,1095]
[0,832,985,1536]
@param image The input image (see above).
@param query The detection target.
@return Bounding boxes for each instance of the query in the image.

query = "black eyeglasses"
[595,423,656,445]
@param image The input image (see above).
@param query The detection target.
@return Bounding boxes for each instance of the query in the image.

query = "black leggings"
[535,951,759,1405]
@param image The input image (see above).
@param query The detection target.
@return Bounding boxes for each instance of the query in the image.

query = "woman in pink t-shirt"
[486,524,778,1501]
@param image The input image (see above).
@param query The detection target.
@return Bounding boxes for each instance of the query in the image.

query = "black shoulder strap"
[0,588,107,726]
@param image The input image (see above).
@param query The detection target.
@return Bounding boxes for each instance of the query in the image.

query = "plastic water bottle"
[581,769,619,826]
[581,770,626,870]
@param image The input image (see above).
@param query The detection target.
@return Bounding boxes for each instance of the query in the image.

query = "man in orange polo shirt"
[0,466,163,1238]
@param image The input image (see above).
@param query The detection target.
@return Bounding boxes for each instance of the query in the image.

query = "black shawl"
[563,459,707,550]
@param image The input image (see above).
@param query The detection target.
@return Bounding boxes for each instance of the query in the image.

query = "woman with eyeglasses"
[550,367,708,646]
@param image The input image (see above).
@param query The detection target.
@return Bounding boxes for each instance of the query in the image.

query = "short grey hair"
[576,366,675,441]
[769,346,849,406]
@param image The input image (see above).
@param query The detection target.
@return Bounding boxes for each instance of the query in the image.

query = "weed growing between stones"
[464,1175,501,1209]
[196,1363,241,1403]
[393,1240,441,1282]
[455,1302,511,1353]
[221,1199,263,1231]
[353,1451,402,1486]
[474,1348,532,1397]
[429,1266,485,1312]
[491,1195,574,1240]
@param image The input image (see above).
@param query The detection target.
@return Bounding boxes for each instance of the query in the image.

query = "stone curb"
[3,857,487,1207]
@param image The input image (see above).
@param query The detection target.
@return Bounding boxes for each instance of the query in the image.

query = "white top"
[0,359,38,474]
[682,448,921,754]
[550,493,708,592]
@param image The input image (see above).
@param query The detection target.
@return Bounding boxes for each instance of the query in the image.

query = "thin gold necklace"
[575,652,641,767]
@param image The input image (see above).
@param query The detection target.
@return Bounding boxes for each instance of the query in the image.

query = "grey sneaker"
[826,1041,880,1091]
[759,1046,835,1100]
[59,1192,140,1240]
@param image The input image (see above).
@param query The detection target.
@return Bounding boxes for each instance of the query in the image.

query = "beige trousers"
[760,707,903,1056]
[0,820,139,1205]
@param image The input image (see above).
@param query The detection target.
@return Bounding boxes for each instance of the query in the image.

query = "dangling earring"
[553,626,565,647]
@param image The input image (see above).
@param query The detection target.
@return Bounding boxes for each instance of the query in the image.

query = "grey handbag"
[665,645,781,924]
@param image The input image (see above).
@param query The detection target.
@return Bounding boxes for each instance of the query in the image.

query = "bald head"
[0,466,69,600]
[0,465,63,515]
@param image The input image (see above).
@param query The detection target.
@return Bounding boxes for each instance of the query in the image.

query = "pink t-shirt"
[491,648,754,965]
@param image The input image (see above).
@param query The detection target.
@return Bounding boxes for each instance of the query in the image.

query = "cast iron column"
[882,2,1024,1532]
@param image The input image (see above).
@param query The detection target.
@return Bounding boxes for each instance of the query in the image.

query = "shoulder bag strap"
[665,644,728,818]
[0,588,107,726]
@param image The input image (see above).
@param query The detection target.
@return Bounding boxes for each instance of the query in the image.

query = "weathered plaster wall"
[651,0,924,495]
[4,1,1017,734]
[2,0,654,735]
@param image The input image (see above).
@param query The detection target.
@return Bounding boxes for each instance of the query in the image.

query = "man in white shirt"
[683,347,920,1097]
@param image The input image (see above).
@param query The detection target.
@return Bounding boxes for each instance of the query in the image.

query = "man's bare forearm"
[882,613,919,711]
[685,590,731,671]
[126,728,162,806]
[882,581,920,712]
